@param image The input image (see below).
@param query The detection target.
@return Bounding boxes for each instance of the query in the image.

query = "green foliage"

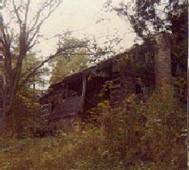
[109,0,187,39]
[50,36,89,84]
[0,90,186,169]
[8,88,41,138]
[5,53,49,136]
[21,53,49,87]
[137,90,186,169]
[50,52,88,84]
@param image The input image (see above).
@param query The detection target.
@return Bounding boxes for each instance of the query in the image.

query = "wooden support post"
[65,84,68,98]
[82,74,87,98]
[81,74,87,111]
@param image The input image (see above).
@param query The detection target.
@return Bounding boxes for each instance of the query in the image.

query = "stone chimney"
[154,32,171,91]
[0,14,4,62]
[0,13,4,116]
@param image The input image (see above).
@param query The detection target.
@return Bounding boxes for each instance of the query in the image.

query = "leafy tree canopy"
[50,36,89,84]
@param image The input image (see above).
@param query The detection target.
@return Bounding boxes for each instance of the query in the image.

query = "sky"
[2,0,137,57]
[2,0,137,89]
[37,0,137,56]
[2,0,172,58]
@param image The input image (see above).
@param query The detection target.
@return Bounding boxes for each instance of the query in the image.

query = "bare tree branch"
[19,46,111,88]
[19,51,61,88]
[0,0,63,118]
[24,0,31,26]
[27,0,62,49]
[12,0,22,27]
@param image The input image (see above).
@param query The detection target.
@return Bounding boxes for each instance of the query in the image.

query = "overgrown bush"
[0,90,186,170]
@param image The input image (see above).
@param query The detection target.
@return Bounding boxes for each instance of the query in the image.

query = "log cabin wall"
[40,42,155,130]
[109,46,155,108]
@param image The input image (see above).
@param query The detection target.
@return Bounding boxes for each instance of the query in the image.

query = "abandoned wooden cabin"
[40,43,156,130]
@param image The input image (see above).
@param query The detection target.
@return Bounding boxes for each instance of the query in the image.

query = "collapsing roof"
[42,42,154,100]
[40,43,155,130]
[40,51,114,102]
